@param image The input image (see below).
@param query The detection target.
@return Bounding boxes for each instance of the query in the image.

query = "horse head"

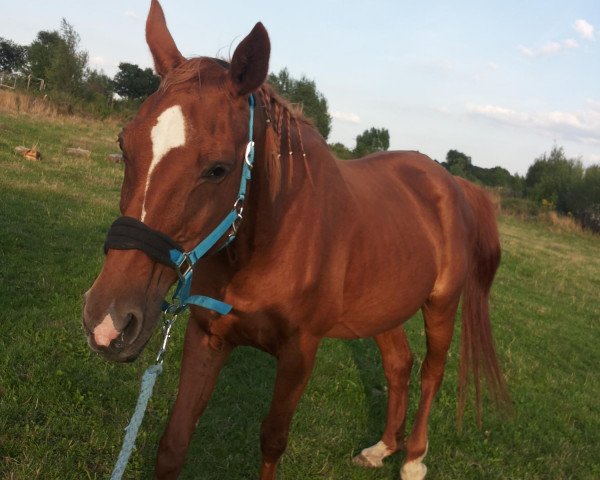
[82,0,270,362]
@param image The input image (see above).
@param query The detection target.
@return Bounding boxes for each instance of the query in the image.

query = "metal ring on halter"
[244,141,255,168]
[233,197,244,213]
[155,314,176,364]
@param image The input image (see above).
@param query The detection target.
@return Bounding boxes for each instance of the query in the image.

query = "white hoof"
[400,442,428,480]
[352,440,392,468]
[400,460,427,480]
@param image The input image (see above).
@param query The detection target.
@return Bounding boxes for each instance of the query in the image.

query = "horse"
[82,1,509,478]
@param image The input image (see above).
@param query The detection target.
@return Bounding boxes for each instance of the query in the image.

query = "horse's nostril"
[107,313,139,351]
[112,332,125,350]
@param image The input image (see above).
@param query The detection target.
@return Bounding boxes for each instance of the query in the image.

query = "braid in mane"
[258,85,310,201]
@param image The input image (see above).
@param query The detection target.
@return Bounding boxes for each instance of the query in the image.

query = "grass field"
[1,109,599,479]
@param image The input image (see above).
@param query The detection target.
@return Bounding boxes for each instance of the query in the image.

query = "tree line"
[1,20,160,115]
[440,147,600,233]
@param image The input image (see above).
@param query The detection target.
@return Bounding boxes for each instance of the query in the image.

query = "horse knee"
[384,351,413,387]
[155,439,186,479]
[260,423,289,461]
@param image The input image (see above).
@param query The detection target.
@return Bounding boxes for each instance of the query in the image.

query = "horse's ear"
[229,23,271,97]
[146,0,184,77]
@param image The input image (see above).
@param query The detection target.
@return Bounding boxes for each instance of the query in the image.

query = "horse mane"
[160,57,314,201]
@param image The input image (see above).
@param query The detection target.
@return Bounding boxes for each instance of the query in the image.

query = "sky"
[1,0,599,174]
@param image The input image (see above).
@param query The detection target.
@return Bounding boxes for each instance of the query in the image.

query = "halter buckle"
[174,252,194,280]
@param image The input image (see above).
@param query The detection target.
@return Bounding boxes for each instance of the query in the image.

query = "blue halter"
[163,94,255,316]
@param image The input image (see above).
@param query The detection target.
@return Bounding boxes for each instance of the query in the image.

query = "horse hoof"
[352,440,392,468]
[352,452,384,468]
[400,460,427,480]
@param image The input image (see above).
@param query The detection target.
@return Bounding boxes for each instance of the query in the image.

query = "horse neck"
[234,95,344,259]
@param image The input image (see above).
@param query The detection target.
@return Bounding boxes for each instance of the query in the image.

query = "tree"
[0,37,27,72]
[112,62,160,100]
[28,19,88,95]
[84,69,113,98]
[567,164,600,215]
[268,68,332,140]
[445,149,473,178]
[525,146,584,213]
[353,127,390,157]
[329,142,355,160]
[28,30,62,80]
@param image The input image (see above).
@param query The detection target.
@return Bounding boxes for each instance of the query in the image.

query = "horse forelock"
[159,57,228,92]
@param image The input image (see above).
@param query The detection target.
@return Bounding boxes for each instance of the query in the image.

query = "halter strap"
[104,94,256,316]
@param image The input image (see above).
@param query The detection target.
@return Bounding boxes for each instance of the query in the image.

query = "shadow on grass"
[169,346,276,480]
[346,338,407,478]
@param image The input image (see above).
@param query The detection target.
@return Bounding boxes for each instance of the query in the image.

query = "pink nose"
[93,314,121,347]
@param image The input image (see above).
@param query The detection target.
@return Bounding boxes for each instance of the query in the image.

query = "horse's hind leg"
[401,297,459,480]
[353,325,413,468]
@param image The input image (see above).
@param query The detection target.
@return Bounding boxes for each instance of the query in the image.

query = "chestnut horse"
[82,1,509,478]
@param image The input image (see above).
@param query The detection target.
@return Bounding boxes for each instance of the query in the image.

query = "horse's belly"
[323,264,435,339]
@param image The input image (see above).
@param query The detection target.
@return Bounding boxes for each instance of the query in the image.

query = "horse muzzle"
[82,289,160,363]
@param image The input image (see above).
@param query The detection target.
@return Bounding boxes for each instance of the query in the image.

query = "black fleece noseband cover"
[104,216,183,267]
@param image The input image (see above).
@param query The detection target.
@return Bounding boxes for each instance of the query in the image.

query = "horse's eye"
[202,164,231,182]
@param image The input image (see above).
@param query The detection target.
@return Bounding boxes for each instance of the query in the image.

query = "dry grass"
[0,90,59,118]
[545,210,583,233]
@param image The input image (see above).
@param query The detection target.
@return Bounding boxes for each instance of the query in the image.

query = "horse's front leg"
[259,333,320,480]
[154,315,232,479]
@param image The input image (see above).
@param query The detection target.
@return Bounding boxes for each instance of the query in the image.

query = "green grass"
[1,111,599,479]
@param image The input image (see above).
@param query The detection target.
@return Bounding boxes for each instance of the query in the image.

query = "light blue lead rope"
[110,363,163,480]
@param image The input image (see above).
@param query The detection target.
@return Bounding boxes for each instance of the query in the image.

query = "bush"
[500,197,542,217]
[579,204,600,234]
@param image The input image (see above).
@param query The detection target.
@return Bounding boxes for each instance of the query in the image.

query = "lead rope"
[110,314,176,480]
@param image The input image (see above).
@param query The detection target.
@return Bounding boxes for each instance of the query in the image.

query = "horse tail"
[455,178,510,426]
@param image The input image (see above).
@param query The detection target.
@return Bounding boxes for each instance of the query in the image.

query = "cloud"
[520,40,578,57]
[487,61,499,70]
[574,19,595,40]
[124,10,138,19]
[90,56,106,66]
[466,101,600,143]
[540,41,562,55]
[331,111,360,124]
[466,104,528,124]
[564,38,579,49]
[518,20,595,57]
[518,45,535,57]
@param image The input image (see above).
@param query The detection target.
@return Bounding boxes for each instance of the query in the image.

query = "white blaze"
[141,105,186,220]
